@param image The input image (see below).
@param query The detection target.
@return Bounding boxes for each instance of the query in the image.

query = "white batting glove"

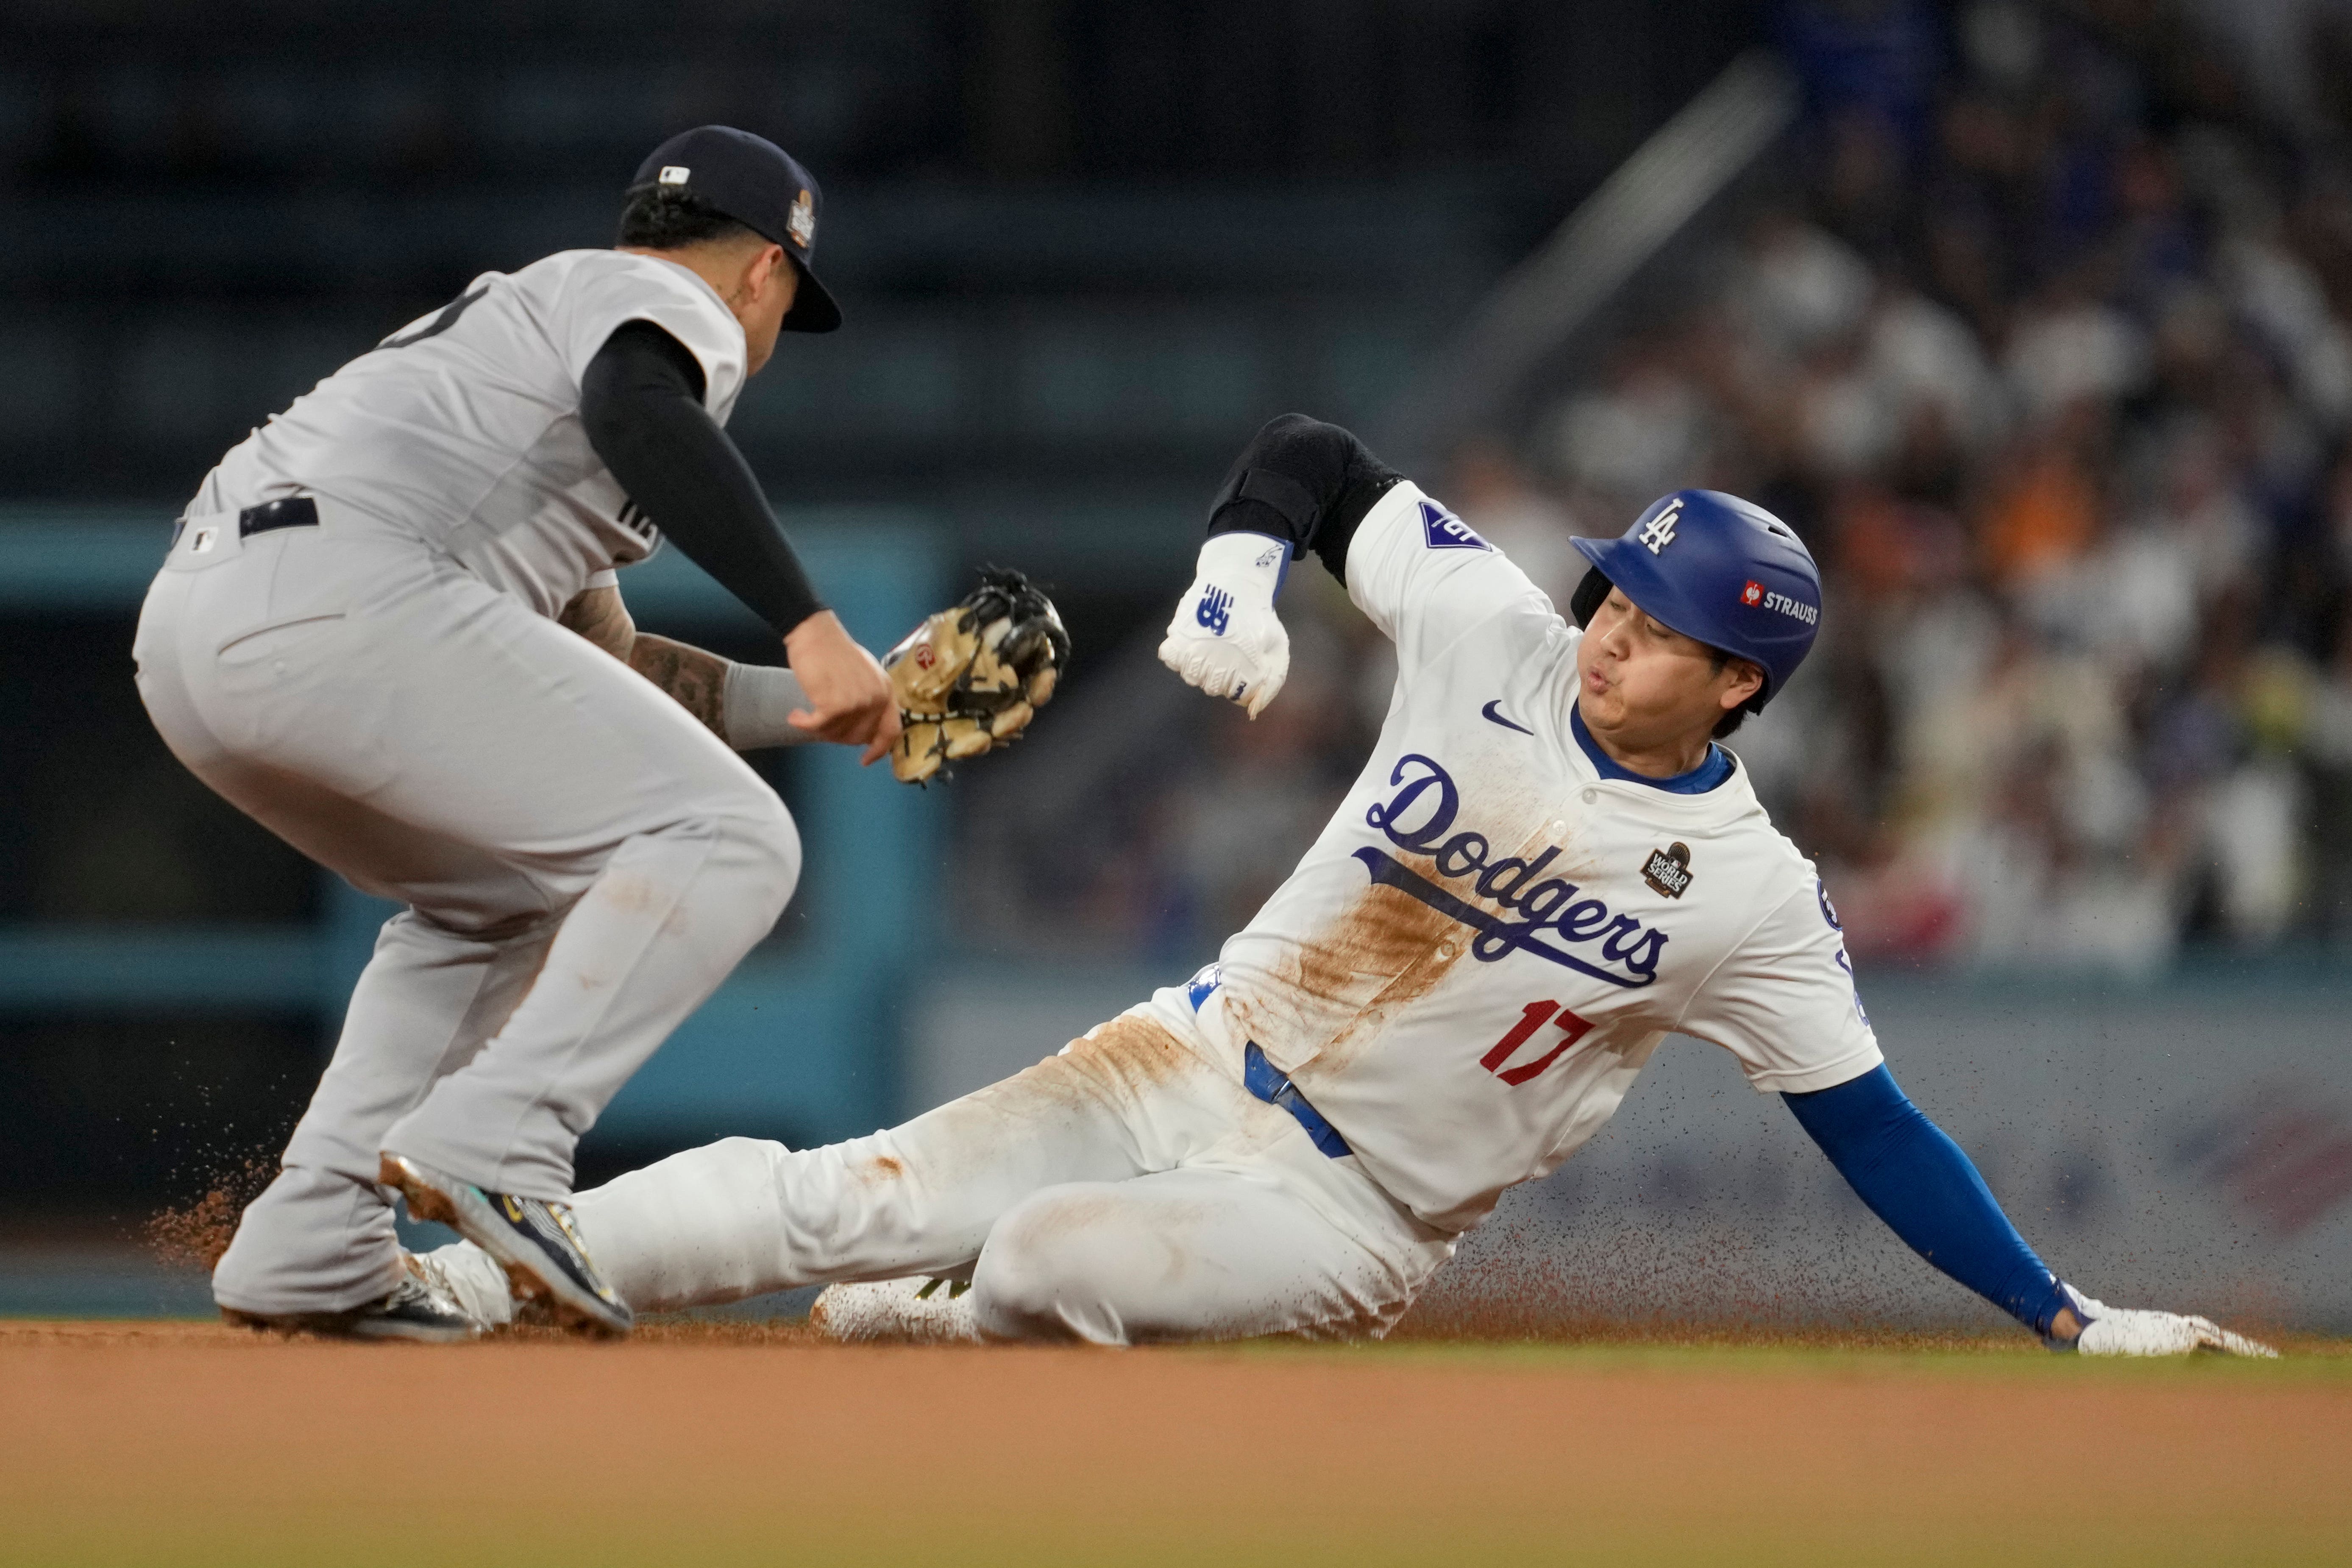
[1158,531,1291,718]
[2060,1284,2278,1357]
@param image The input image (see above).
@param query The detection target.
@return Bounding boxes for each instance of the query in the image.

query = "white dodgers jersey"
[1141,482,1881,1231]
[185,250,750,618]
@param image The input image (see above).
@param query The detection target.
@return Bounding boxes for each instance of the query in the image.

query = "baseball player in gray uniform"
[420,415,2274,1356]
[134,127,898,1341]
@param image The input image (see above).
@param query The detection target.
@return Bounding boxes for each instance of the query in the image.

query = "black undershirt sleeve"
[1202,412,1403,586]
[579,320,824,639]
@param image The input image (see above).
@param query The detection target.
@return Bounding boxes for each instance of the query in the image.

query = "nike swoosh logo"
[1480,700,1534,735]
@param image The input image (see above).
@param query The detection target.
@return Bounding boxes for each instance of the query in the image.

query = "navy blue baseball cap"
[631,126,841,334]
[1569,489,1822,706]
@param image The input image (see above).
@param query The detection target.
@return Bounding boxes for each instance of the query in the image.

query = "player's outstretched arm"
[1159,413,1400,716]
[1782,1066,2276,1356]
[632,623,874,756]
[580,322,829,638]
[558,582,846,754]
[578,320,898,763]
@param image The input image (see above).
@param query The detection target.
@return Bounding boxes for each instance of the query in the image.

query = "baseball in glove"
[883,568,1070,784]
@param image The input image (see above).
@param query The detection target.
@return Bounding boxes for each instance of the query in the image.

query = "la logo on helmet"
[1639,497,1684,554]
[1741,579,1764,605]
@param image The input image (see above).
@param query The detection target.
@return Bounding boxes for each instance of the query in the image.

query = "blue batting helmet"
[1568,489,1821,707]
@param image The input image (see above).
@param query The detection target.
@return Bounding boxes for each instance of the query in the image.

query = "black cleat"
[378,1152,632,1338]
[221,1255,484,1344]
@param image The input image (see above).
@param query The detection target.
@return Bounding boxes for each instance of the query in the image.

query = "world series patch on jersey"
[182,249,750,620]
[1139,482,1880,1232]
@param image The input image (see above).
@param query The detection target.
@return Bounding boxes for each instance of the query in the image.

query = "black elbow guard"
[1205,413,1402,582]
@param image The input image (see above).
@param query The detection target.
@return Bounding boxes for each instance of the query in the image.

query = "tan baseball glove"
[883,568,1070,784]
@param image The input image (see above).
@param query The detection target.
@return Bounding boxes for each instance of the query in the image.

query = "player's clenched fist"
[1158,531,1291,718]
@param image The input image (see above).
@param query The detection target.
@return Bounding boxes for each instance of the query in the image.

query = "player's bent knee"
[969,1240,1094,1344]
[717,793,802,918]
[968,1188,1138,1345]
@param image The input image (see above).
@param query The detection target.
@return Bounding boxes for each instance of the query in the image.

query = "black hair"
[1568,564,1612,628]
[1569,567,1759,739]
[617,186,758,250]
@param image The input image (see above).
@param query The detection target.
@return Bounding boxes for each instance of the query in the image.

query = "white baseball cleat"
[810,1276,983,1344]
[2061,1285,2279,1357]
[409,1242,519,1330]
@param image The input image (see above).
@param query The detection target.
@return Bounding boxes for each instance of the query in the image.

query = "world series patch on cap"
[631,126,842,334]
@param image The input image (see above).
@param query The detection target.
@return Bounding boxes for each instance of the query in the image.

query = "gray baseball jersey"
[184,249,748,617]
[144,249,791,1321]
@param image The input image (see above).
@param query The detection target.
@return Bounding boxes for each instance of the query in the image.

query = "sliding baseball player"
[421,415,2272,1356]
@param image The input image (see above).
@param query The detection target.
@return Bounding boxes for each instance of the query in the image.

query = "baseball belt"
[169,496,320,550]
[1242,1042,1352,1159]
[237,496,320,537]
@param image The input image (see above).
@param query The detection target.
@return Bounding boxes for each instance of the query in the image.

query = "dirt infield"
[3,1320,2347,1568]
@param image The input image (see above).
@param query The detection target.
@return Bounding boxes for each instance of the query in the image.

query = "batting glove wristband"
[1159,531,1290,718]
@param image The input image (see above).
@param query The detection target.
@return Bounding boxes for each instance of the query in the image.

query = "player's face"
[1575,588,1763,767]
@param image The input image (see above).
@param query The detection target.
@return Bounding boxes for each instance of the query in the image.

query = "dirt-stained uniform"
[427,478,1876,1342]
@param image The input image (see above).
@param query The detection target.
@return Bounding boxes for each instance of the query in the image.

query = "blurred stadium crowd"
[975,1,2352,974]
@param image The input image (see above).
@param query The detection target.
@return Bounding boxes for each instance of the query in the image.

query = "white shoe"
[411,1242,518,1329]
[810,1276,982,1344]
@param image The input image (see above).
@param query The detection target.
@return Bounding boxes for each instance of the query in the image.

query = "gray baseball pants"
[134,510,800,1316]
